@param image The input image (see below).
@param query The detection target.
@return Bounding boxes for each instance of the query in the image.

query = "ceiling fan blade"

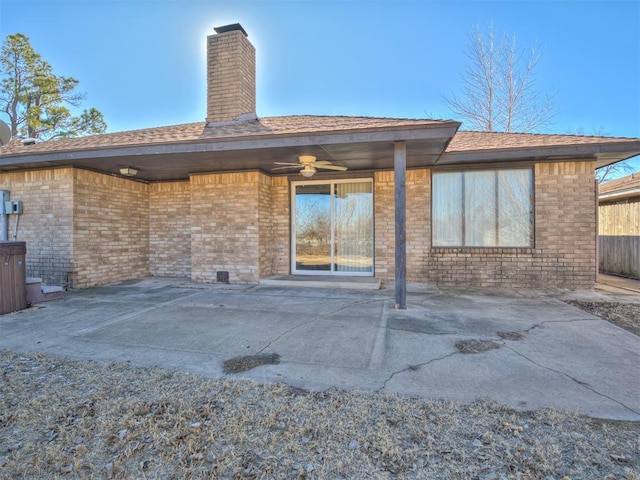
[272,165,304,171]
[273,162,302,166]
[316,164,348,171]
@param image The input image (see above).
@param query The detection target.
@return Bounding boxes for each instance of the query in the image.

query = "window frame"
[431,167,535,248]
[290,177,375,276]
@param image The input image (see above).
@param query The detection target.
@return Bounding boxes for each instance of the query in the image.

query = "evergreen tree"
[0,33,106,141]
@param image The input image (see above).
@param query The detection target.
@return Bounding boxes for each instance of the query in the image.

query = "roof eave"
[0,122,461,168]
[440,141,640,167]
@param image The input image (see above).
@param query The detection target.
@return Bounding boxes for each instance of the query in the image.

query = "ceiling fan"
[273,155,347,178]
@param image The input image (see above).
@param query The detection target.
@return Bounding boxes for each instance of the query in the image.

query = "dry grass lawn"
[1,348,639,479]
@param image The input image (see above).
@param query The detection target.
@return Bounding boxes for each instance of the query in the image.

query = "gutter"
[599,187,640,202]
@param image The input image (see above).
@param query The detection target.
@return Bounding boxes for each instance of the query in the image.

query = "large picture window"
[432,169,533,247]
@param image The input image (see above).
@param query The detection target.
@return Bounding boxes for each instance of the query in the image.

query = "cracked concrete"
[1,277,638,421]
[381,297,640,420]
[503,345,639,417]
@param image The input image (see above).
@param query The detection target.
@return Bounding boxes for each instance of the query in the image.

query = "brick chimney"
[207,23,256,124]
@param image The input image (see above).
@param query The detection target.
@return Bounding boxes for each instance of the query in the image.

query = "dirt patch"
[455,339,502,354]
[223,353,280,374]
[566,301,640,337]
[498,331,524,341]
[1,350,638,479]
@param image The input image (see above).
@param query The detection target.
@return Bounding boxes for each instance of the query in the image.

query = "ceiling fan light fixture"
[300,165,316,178]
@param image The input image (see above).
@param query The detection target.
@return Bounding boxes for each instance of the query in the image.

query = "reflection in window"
[334,182,373,273]
[433,169,533,247]
[293,180,373,274]
[295,184,331,270]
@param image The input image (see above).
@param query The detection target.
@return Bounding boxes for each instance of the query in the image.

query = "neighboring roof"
[599,172,640,201]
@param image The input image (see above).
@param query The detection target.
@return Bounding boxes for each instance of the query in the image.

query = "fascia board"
[440,142,640,165]
[0,124,460,167]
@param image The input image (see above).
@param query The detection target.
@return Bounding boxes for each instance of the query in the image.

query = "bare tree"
[572,128,638,183]
[596,160,636,184]
[444,24,557,133]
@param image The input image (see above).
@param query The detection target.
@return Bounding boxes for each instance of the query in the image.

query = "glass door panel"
[334,182,373,273]
[293,180,373,276]
[294,183,331,271]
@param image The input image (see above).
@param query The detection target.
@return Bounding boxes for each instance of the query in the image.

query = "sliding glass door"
[292,179,373,276]
[294,183,332,271]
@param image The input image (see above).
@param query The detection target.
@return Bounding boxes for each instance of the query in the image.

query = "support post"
[394,142,407,309]
[595,178,599,283]
[0,190,9,241]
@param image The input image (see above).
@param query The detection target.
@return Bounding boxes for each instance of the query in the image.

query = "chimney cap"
[213,23,248,37]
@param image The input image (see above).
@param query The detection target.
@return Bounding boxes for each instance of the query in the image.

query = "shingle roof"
[447,131,640,152]
[0,116,452,157]
[599,172,640,195]
[1,115,638,160]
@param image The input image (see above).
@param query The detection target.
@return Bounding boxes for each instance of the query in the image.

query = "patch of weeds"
[223,353,281,374]
[286,385,309,396]
[566,300,640,337]
[498,331,524,341]
[455,339,501,354]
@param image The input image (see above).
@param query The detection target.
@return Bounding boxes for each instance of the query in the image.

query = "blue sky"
[1,0,639,170]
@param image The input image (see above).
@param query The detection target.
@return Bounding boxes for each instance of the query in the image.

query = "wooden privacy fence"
[599,235,639,278]
[598,198,640,278]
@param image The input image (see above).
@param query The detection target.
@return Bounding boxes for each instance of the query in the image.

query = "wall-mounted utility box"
[3,201,23,214]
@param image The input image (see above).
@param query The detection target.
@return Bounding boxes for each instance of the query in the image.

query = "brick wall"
[375,162,596,289]
[266,176,290,276]
[374,171,394,284]
[374,169,431,286]
[1,160,598,290]
[190,172,261,283]
[207,29,256,123]
[73,170,149,288]
[149,181,191,277]
[0,168,74,286]
[258,174,273,278]
[406,169,431,283]
[425,161,596,289]
[533,161,596,288]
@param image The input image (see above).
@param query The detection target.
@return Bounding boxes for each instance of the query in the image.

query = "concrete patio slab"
[260,275,382,290]
[1,277,638,421]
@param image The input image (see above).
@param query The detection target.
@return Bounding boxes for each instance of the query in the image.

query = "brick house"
[1,23,639,294]
[598,173,640,278]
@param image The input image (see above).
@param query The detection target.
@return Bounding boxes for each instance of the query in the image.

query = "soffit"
[443,131,640,169]
[0,118,461,182]
[0,140,453,182]
[2,118,640,181]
